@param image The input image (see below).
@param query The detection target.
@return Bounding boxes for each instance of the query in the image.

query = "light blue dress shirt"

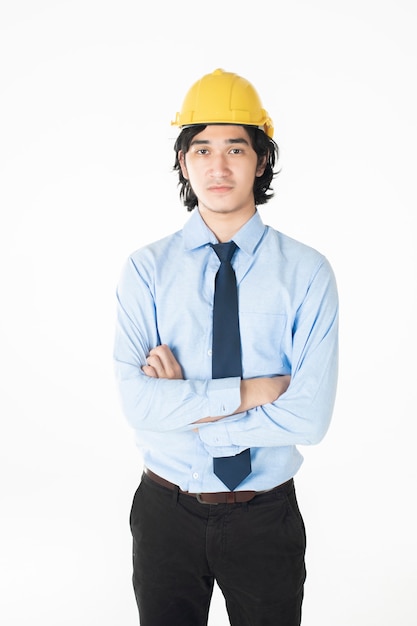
[114,209,338,492]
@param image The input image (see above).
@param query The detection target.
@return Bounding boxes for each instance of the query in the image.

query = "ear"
[179,151,189,179]
[255,154,268,177]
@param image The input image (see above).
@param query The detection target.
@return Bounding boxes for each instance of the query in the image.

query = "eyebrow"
[189,137,250,147]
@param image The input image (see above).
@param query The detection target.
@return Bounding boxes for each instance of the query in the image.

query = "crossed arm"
[143,344,291,424]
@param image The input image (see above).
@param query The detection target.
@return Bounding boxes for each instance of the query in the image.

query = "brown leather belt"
[144,467,292,505]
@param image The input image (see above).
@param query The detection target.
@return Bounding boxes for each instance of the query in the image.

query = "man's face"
[179,125,266,219]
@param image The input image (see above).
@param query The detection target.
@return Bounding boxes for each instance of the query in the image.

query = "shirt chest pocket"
[239,311,288,378]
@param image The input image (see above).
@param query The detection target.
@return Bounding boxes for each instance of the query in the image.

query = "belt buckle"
[196,493,218,505]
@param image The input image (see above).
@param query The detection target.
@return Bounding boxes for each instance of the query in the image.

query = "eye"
[229,148,243,155]
[196,148,209,155]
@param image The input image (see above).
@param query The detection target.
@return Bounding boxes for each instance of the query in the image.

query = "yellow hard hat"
[171,68,274,138]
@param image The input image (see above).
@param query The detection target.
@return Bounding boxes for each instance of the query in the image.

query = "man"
[114,68,338,625]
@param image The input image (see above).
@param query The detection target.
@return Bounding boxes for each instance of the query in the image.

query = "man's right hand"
[240,375,290,412]
[142,344,291,424]
[194,375,291,424]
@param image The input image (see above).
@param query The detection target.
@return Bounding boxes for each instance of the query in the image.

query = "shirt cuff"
[207,377,241,418]
[198,419,248,456]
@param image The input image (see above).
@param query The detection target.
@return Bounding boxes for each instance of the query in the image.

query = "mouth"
[208,185,233,193]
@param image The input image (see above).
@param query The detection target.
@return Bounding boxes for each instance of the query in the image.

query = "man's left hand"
[142,344,184,380]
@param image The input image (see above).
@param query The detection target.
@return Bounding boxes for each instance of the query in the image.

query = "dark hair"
[173,125,280,211]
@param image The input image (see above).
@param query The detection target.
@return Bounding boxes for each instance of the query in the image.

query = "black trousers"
[130,472,306,626]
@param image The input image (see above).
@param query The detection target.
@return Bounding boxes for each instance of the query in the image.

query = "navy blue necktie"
[211,241,251,491]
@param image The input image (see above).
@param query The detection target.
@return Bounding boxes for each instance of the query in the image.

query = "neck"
[198,207,256,243]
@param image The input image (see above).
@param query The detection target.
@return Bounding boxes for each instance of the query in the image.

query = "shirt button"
[193,472,199,479]
[208,349,212,356]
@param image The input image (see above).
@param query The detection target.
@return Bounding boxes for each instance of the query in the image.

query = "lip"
[207,185,233,193]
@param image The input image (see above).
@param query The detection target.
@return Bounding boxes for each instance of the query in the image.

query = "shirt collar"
[183,209,267,256]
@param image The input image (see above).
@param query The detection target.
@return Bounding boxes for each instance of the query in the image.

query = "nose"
[209,153,230,178]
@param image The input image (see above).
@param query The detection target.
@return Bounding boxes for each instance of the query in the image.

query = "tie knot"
[211,241,237,264]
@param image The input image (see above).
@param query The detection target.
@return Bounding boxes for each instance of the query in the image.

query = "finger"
[142,364,158,378]
[148,345,183,379]
[145,355,165,377]
[148,344,175,368]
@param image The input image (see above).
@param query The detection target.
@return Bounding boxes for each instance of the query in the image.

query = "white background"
[1,1,416,624]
